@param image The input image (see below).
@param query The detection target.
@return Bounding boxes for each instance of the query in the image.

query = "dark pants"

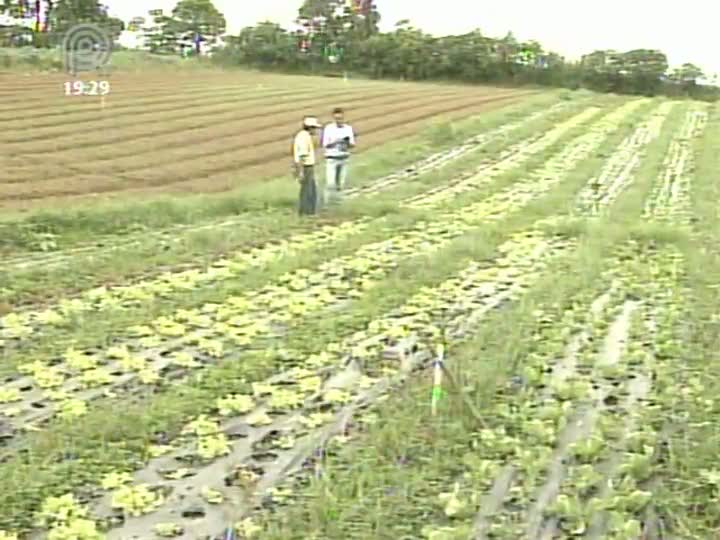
[299,165,318,215]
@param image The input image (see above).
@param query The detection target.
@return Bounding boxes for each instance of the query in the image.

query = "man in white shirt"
[320,107,356,205]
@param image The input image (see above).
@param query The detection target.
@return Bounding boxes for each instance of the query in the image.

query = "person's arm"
[293,134,307,177]
[347,126,356,148]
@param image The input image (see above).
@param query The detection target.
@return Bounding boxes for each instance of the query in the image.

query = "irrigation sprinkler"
[430,343,445,416]
[417,318,487,428]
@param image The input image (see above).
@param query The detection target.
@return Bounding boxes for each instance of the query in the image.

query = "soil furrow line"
[1,86,470,154]
[35,91,485,174]
[0,83,374,135]
[0,78,452,117]
[0,80,391,129]
[0,93,534,201]
[0,76,286,107]
[1,87,422,167]
[0,76,398,124]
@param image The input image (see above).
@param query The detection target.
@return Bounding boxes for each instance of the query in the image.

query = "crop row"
[402,99,649,210]
[479,290,644,538]
[295,261,626,540]
[574,100,675,215]
[0,100,613,347]
[22,230,575,539]
[161,98,694,539]
[1,96,661,356]
[401,106,602,209]
[0,94,652,532]
[269,263,625,540]
[0,96,655,437]
[0,97,687,539]
[341,100,576,199]
[425,248,683,540]
[643,106,708,224]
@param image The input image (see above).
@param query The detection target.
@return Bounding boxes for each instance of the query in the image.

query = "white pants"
[325,158,349,204]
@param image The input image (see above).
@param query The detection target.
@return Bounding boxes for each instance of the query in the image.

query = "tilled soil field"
[0,70,532,207]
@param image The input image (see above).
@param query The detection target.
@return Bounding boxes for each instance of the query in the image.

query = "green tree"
[0,0,25,18]
[239,22,294,66]
[618,49,668,95]
[209,3,717,102]
[144,10,184,54]
[1,0,121,47]
[0,1,33,45]
[296,0,379,67]
[48,0,124,45]
[171,0,226,54]
[669,62,704,95]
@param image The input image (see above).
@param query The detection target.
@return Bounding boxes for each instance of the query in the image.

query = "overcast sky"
[104,0,718,73]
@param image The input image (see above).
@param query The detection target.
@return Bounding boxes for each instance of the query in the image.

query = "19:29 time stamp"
[63,80,110,96]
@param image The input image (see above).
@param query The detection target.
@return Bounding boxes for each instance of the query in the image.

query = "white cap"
[303,116,321,127]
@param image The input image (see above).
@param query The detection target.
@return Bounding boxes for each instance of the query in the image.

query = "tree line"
[212,0,718,101]
[1,0,716,101]
[0,0,225,54]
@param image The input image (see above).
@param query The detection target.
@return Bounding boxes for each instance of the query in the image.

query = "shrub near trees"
[212,0,718,101]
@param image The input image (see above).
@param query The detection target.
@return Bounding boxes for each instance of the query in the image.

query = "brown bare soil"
[0,70,534,209]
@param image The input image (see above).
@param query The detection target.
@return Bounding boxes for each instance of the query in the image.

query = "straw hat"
[303,116,321,128]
